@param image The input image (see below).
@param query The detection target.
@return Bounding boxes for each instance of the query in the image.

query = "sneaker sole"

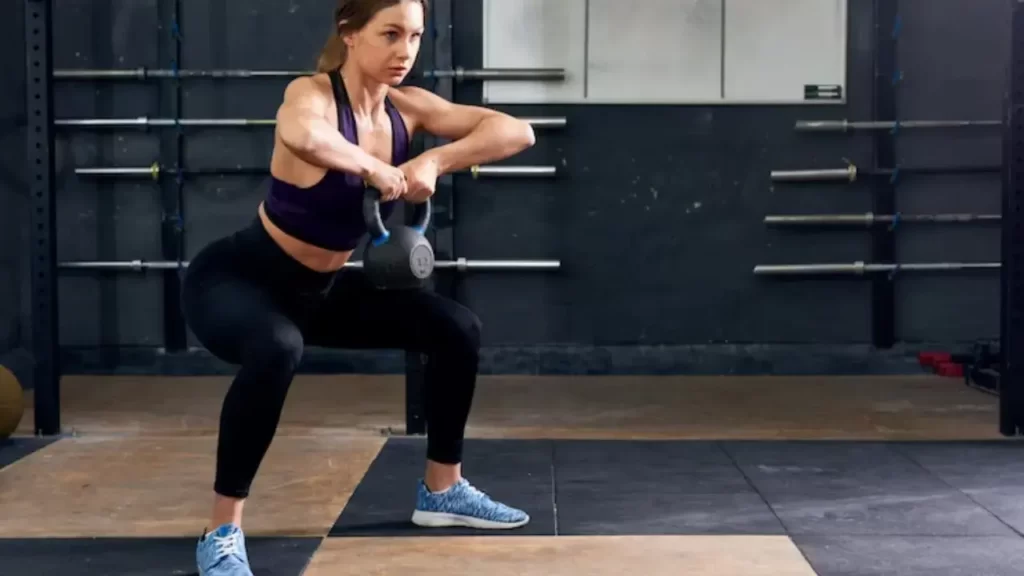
[411,510,530,530]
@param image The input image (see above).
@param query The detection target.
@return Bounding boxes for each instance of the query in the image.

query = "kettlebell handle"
[362,187,432,247]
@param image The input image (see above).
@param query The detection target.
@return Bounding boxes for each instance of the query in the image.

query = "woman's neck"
[339,62,389,119]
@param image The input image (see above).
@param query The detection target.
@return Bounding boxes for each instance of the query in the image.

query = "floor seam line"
[550,440,559,537]
[890,443,1024,539]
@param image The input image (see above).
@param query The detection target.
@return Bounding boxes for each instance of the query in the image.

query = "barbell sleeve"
[76,167,157,177]
[771,167,857,182]
[765,214,877,226]
[764,213,1002,226]
[518,117,567,129]
[433,259,562,271]
[53,67,566,82]
[60,259,561,272]
[55,116,565,130]
[794,119,1003,132]
[754,261,1000,276]
[469,165,557,178]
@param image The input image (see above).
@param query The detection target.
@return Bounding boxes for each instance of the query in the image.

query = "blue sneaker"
[196,523,253,576]
[411,478,530,529]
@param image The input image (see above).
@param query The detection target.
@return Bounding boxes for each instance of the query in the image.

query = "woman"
[183,1,536,574]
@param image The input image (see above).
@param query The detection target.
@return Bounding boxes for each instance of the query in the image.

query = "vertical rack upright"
[25,0,60,435]
[870,0,900,349]
[1001,0,1024,436]
[157,0,188,352]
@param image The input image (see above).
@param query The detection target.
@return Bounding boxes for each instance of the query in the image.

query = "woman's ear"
[338,19,356,48]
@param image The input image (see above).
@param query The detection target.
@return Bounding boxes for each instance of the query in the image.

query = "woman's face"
[346,1,425,86]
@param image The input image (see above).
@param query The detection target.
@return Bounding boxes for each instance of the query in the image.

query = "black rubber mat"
[724,441,1015,536]
[0,537,322,576]
[330,438,556,536]
[794,535,1024,576]
[332,439,1024,539]
[898,441,1024,534]
[554,440,784,535]
[0,436,59,470]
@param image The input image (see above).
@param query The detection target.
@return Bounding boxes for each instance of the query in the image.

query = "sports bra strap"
[325,68,408,164]
[327,69,349,132]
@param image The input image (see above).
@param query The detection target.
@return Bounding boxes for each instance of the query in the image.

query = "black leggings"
[181,218,482,499]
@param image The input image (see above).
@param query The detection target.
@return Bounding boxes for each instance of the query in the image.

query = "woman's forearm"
[278,111,377,178]
[423,116,536,174]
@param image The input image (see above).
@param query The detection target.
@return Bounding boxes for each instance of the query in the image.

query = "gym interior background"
[4,1,1024,575]
[1,0,1008,382]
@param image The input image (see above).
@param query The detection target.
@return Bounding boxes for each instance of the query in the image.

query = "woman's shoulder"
[387,85,454,119]
[286,73,334,97]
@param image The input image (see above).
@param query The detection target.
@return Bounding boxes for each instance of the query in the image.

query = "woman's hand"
[399,154,441,204]
[366,159,407,202]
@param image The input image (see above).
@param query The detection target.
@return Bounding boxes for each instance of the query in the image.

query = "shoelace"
[212,532,243,558]
[463,483,494,504]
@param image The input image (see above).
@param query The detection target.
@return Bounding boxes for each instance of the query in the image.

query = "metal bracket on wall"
[24,0,61,435]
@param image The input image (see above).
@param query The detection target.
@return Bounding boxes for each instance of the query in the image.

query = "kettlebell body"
[362,188,435,289]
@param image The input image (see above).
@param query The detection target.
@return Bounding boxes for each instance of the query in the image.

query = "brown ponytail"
[317,34,348,72]
[315,0,428,73]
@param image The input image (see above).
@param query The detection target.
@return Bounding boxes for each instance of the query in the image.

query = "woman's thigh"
[182,243,304,365]
[304,270,481,352]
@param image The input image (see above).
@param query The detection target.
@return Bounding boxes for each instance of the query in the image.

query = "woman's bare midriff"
[258,202,355,273]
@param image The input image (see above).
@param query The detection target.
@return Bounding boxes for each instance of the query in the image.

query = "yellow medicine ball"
[0,365,25,440]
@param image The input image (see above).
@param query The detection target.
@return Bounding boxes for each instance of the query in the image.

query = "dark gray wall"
[449,0,1006,347]
[8,0,1012,373]
[887,2,1006,342]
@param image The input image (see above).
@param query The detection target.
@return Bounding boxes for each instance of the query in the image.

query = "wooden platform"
[0,374,1015,575]
[14,373,1003,440]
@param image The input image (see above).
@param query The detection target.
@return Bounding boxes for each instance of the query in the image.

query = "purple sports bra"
[263,69,410,252]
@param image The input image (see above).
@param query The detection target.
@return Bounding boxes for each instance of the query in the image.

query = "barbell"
[54,116,568,130]
[754,261,1000,276]
[770,164,1000,183]
[73,164,558,180]
[59,259,561,272]
[53,66,566,82]
[794,119,1002,133]
[764,213,1001,227]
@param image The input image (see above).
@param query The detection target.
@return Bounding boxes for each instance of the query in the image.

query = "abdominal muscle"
[257,133,357,274]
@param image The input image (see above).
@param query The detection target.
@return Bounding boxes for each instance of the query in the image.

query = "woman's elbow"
[520,120,537,149]
[278,120,318,155]
[509,118,536,152]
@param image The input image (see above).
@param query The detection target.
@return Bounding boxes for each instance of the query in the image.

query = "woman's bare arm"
[275,76,379,178]
[392,86,536,174]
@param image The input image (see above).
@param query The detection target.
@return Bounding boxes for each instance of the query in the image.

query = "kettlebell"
[362,187,435,289]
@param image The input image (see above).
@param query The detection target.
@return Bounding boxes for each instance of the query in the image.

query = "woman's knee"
[427,300,482,358]
[243,326,304,378]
